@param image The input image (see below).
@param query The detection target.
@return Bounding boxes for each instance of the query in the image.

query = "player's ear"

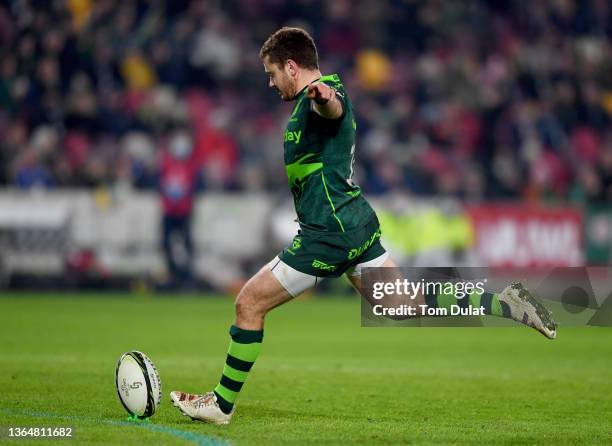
[286,59,298,78]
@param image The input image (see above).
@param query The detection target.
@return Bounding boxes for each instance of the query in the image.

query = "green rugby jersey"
[284,74,376,232]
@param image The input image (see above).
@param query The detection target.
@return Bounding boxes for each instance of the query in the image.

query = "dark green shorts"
[278,216,386,278]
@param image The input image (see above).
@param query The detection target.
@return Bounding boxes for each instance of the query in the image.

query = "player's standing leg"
[170,262,295,424]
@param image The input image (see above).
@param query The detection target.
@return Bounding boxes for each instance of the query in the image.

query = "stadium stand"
[1,0,611,201]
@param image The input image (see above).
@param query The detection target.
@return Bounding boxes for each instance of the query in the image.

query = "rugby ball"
[115,351,162,418]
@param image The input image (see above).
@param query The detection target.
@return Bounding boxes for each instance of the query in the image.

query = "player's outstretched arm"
[307,82,343,119]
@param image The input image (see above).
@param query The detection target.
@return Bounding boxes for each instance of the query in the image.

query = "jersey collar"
[292,83,310,101]
[291,74,340,101]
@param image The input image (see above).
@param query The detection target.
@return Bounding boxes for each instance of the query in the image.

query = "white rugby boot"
[170,391,234,425]
[499,282,557,339]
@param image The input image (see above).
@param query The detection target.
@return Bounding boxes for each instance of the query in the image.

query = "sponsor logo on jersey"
[284,129,302,144]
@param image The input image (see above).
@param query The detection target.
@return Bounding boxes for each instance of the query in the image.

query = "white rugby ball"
[115,351,162,418]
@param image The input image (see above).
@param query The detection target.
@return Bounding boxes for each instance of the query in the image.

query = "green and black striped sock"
[424,284,512,318]
[213,325,263,414]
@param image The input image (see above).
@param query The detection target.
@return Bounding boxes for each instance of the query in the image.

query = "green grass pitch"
[1,293,611,445]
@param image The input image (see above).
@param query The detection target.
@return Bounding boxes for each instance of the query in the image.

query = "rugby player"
[171,27,557,424]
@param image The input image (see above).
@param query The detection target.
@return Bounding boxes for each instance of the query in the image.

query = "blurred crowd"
[1,0,612,203]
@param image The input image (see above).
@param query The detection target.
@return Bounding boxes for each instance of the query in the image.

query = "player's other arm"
[307,82,343,120]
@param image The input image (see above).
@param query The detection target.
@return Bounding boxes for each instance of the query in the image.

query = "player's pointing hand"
[307,81,342,119]
[307,82,335,105]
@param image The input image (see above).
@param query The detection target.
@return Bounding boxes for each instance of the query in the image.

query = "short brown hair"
[260,27,319,70]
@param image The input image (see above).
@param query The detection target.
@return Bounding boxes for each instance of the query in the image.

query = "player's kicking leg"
[348,257,557,339]
[170,257,312,424]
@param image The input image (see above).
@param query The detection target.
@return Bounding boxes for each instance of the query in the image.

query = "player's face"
[263,57,295,101]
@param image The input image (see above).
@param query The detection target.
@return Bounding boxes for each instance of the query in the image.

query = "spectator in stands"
[159,123,199,285]
[14,147,54,189]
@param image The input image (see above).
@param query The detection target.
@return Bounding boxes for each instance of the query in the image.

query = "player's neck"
[294,70,322,97]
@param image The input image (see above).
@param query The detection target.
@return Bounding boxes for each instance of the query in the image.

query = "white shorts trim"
[268,251,389,296]
[268,256,320,297]
[347,251,389,277]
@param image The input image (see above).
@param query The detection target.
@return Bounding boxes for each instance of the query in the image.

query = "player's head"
[260,27,319,101]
